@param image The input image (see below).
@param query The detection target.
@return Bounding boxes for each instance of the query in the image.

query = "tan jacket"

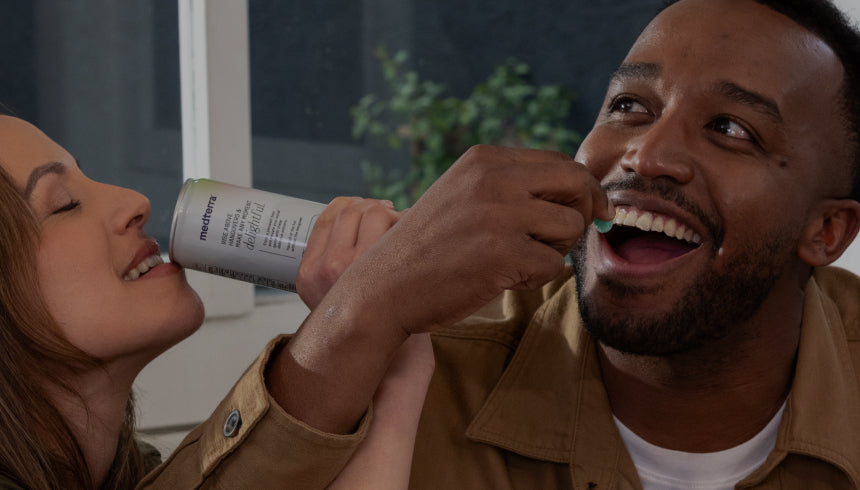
[136,342,372,489]
[140,266,860,489]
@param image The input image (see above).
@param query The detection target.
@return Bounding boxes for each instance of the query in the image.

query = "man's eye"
[710,117,754,142]
[52,200,81,215]
[609,96,649,114]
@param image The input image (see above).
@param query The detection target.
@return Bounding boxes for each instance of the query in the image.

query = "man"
[148,0,860,488]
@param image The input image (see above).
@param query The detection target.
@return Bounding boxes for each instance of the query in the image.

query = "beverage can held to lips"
[169,178,326,292]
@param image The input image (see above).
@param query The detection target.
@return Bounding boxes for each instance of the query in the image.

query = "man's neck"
[597,279,803,453]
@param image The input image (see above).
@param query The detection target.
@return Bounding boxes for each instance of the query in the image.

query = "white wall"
[835,238,860,274]
[834,0,859,23]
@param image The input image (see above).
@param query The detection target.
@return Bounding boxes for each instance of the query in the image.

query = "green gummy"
[594,218,614,233]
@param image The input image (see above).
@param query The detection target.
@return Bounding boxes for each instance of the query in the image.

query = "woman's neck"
[48,364,137,487]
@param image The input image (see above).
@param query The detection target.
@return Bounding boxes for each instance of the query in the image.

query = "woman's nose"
[620,115,696,184]
[109,185,151,233]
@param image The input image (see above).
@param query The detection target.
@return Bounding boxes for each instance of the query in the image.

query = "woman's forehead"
[0,116,73,188]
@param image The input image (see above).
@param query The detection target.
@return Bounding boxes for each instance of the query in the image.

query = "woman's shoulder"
[138,439,164,473]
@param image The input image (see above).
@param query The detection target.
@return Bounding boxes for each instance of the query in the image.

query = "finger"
[519,160,613,223]
[581,164,615,223]
[324,199,391,261]
[468,144,573,165]
[524,199,589,255]
[303,196,362,266]
[309,199,399,290]
[503,235,568,291]
[355,205,401,256]
[298,197,361,307]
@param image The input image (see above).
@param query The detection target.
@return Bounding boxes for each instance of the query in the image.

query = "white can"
[169,178,326,292]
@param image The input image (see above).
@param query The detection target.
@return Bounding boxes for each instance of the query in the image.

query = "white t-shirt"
[613,402,786,490]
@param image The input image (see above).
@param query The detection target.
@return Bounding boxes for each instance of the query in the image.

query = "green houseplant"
[351,48,583,209]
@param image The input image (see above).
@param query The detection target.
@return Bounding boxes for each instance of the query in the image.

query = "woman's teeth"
[614,208,701,245]
[124,254,164,281]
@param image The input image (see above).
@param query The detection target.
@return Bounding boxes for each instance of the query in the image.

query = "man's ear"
[797,199,860,266]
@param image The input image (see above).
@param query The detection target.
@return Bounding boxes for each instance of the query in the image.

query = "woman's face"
[0,116,204,366]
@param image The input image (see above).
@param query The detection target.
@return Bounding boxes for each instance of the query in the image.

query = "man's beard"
[570,227,795,357]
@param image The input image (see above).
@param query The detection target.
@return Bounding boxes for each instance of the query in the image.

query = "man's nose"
[620,114,696,184]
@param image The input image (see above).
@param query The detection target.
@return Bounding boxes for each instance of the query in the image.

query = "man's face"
[571,0,851,355]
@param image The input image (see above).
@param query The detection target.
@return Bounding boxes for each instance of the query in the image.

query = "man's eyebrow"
[609,62,662,83]
[23,161,66,199]
[714,80,782,122]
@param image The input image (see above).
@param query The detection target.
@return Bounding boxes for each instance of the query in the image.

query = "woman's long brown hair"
[0,164,148,489]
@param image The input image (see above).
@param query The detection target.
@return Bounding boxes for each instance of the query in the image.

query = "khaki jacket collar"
[757,273,860,485]
[465,272,860,487]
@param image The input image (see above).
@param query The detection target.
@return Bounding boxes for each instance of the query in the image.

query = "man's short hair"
[661,0,860,200]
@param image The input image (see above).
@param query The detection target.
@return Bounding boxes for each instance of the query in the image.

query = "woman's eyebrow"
[23,161,66,198]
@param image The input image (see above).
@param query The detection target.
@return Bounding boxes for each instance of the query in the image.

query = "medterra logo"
[200,195,217,240]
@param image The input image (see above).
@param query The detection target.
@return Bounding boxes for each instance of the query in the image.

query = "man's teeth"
[614,208,701,245]
[124,255,164,281]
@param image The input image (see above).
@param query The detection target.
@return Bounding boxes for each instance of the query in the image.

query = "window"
[0,0,182,248]
[246,0,661,204]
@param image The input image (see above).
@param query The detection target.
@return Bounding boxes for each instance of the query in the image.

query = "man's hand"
[273,145,612,434]
[321,144,612,335]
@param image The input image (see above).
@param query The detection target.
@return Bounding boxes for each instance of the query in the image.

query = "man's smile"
[606,206,702,265]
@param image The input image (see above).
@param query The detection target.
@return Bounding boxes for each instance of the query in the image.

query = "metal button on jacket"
[223,409,242,437]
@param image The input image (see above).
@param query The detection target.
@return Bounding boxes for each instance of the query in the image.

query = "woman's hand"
[297,197,400,310]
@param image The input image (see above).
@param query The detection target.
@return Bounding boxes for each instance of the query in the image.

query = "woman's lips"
[130,261,182,281]
[123,239,180,281]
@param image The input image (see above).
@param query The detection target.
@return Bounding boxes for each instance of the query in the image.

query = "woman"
[0,114,433,489]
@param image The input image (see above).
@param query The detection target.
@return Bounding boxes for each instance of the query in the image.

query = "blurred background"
[1,0,858,454]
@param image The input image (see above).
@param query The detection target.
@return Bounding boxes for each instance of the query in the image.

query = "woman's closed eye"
[52,199,81,215]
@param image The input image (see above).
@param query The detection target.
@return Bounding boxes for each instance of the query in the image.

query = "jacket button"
[223,409,242,437]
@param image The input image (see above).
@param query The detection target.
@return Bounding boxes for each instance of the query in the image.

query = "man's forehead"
[639,0,838,57]
[624,0,844,97]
